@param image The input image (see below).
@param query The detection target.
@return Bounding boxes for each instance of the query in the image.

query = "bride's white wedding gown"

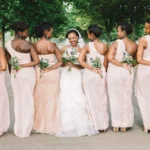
[57,66,98,137]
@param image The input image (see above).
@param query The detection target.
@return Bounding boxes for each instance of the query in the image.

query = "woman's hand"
[91,68,100,74]
[42,68,50,73]
[122,63,130,69]
[16,66,23,72]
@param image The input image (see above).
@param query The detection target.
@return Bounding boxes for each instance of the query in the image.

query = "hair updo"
[11,21,28,33]
[88,25,102,38]
[65,29,79,38]
[35,21,52,38]
[119,23,133,35]
[146,18,150,24]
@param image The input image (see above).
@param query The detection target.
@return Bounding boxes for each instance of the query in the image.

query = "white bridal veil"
[65,28,85,48]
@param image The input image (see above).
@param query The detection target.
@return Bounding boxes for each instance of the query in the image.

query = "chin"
[71,43,76,46]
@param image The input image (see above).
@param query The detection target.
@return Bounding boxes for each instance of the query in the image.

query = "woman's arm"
[0,47,7,71]
[78,45,93,70]
[44,43,62,72]
[137,37,150,65]
[20,43,39,68]
[107,42,123,67]
[108,42,129,69]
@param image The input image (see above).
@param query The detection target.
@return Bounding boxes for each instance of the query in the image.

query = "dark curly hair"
[119,23,133,35]
[11,21,28,33]
[35,21,52,38]
[65,29,79,38]
[88,24,102,38]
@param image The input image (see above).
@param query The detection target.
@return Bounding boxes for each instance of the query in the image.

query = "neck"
[15,34,23,40]
[120,35,128,40]
[93,38,99,42]
[42,36,49,40]
[71,44,78,48]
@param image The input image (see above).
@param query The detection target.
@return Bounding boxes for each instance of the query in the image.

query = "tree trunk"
[107,32,111,45]
[132,24,135,41]
[29,36,32,42]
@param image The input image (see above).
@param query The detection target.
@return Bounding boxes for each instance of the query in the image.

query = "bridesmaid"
[33,21,62,134]
[107,23,137,132]
[136,18,150,133]
[78,25,109,132]
[6,21,39,138]
[0,46,10,136]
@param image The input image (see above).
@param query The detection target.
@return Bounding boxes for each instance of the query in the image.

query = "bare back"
[87,40,108,56]
[11,39,31,53]
[34,39,56,55]
[122,39,137,57]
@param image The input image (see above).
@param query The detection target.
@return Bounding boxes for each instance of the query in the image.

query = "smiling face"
[68,32,79,47]
[117,26,126,39]
[144,22,150,34]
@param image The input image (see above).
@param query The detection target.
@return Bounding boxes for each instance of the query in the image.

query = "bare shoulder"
[110,41,117,49]
[139,37,147,44]
[84,43,89,49]
[48,41,57,47]
[23,41,35,51]
[83,43,90,51]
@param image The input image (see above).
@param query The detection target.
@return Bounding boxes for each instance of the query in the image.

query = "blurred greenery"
[0,0,150,47]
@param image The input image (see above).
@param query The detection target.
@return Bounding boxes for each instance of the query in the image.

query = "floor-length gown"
[136,35,150,129]
[33,54,60,134]
[107,39,134,128]
[6,41,36,138]
[83,42,109,130]
[57,48,98,137]
[0,71,10,136]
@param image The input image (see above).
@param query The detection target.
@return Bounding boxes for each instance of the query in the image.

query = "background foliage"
[0,0,150,47]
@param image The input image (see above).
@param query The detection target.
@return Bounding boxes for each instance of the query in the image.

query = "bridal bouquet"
[9,56,21,79]
[62,48,79,71]
[39,58,50,78]
[122,52,136,74]
[90,56,103,78]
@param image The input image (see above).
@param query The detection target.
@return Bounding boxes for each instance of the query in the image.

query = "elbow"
[137,58,142,64]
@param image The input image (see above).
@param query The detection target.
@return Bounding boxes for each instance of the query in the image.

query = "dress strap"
[88,42,93,52]
[116,39,126,53]
[89,42,98,54]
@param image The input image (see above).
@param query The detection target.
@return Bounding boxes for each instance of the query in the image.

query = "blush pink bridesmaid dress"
[136,35,150,131]
[83,42,109,131]
[0,71,10,136]
[107,39,134,129]
[6,41,36,138]
[33,54,60,135]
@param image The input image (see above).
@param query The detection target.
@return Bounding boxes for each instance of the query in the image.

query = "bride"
[57,29,98,137]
